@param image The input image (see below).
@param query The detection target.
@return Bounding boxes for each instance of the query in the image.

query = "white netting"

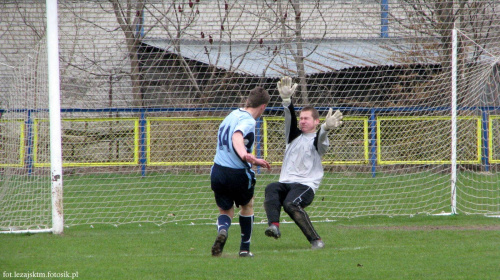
[1,0,499,231]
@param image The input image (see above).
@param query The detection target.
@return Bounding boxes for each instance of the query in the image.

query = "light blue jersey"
[214,108,256,169]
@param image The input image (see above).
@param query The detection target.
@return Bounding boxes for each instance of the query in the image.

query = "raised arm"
[315,108,343,155]
[277,76,301,144]
[284,102,302,144]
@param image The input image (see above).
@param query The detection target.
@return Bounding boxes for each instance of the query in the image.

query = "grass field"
[1,214,499,280]
[56,170,499,226]
[2,170,498,228]
[1,171,499,279]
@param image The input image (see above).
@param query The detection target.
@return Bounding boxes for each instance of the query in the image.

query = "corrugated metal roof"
[142,38,439,77]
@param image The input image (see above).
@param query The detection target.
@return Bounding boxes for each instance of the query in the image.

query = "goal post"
[1,1,499,233]
[46,0,64,234]
[450,27,458,215]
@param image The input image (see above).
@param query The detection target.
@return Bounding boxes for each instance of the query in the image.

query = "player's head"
[245,87,270,118]
[246,87,270,108]
[299,106,320,133]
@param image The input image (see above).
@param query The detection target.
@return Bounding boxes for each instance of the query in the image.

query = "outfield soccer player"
[211,86,271,257]
[264,76,343,249]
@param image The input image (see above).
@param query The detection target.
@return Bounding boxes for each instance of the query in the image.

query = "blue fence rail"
[1,106,499,177]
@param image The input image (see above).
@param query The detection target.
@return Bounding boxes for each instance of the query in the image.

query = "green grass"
[2,170,499,228]
[1,215,499,280]
[2,171,499,279]
[58,171,499,226]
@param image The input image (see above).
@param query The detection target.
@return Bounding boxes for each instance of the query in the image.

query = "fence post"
[481,108,490,172]
[255,117,262,174]
[380,0,389,38]
[25,110,34,175]
[369,108,377,177]
[140,111,147,177]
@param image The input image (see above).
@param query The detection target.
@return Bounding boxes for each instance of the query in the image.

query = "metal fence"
[1,106,499,176]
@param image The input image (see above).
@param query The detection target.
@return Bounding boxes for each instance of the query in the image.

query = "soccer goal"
[1,0,499,234]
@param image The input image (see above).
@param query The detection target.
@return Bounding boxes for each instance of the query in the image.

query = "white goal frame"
[47,0,64,235]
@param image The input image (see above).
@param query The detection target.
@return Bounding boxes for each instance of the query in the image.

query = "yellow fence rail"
[1,115,499,167]
[0,120,25,167]
[147,117,223,166]
[377,116,482,164]
[489,116,500,164]
[33,118,140,167]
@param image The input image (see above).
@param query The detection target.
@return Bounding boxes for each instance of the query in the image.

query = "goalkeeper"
[263,76,343,250]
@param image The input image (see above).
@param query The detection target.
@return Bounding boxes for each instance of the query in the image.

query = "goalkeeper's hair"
[246,87,270,108]
[301,106,320,120]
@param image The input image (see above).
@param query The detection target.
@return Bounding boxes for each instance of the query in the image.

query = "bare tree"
[139,0,282,107]
[144,0,202,105]
[387,0,500,107]
[389,0,499,64]
[275,0,328,105]
[109,0,145,107]
[137,0,334,107]
[0,1,47,109]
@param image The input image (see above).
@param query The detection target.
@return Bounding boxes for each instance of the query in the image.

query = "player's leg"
[236,170,256,257]
[217,207,234,232]
[238,198,254,257]
[210,164,235,257]
[282,184,323,248]
[263,182,287,238]
[212,207,233,257]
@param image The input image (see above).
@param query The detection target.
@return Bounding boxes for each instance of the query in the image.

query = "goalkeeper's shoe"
[310,239,325,250]
[264,224,281,239]
[211,229,228,257]
[239,251,254,257]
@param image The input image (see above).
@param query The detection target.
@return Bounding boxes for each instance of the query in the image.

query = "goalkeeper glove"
[277,76,298,105]
[321,108,343,131]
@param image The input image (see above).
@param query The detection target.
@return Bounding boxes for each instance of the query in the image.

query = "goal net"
[1,0,499,233]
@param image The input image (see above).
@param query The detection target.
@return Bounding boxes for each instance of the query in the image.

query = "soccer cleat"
[211,229,228,257]
[239,251,254,257]
[264,224,281,239]
[310,239,325,250]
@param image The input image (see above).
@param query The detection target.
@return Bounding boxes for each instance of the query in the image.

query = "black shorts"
[211,163,256,210]
[265,182,315,208]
